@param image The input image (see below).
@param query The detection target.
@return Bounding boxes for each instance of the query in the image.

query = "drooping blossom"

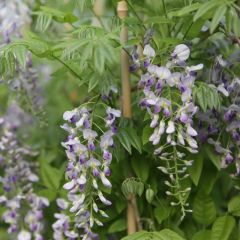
[0,103,49,239]
[54,104,121,239]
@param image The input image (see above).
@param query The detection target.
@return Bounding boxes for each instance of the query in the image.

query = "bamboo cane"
[117,1,137,235]
[117,1,132,118]
[92,0,105,27]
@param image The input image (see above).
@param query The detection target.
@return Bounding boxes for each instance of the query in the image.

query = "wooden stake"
[118,1,132,118]
[92,0,105,27]
[117,1,137,235]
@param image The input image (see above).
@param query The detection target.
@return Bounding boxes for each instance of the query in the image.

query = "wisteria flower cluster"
[0,103,49,240]
[0,0,31,43]
[0,0,44,117]
[137,42,203,217]
[53,104,121,239]
[199,54,240,176]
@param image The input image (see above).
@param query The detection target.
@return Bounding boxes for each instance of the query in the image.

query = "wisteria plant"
[1,0,240,240]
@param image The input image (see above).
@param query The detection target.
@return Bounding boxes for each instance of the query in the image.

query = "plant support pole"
[118,1,132,118]
[117,1,137,235]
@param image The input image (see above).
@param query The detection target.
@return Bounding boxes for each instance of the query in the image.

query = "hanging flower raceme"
[205,55,240,176]
[0,1,45,120]
[54,104,121,239]
[0,103,49,239]
[138,43,203,218]
[0,0,31,43]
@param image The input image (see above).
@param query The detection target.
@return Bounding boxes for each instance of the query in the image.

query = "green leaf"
[193,193,216,225]
[169,3,200,17]
[131,157,150,182]
[39,154,64,190]
[142,125,152,145]
[211,216,235,240]
[232,8,240,37]
[108,219,127,233]
[126,128,142,153]
[37,189,57,202]
[154,229,186,240]
[121,230,185,240]
[199,164,218,194]
[189,154,203,186]
[154,199,170,224]
[210,5,227,33]
[121,231,149,240]
[192,230,212,240]
[194,0,219,21]
[117,130,132,154]
[205,146,221,170]
[144,16,172,24]
[196,86,207,112]
[13,45,27,68]
[228,196,240,217]
[94,45,105,74]
[88,74,99,92]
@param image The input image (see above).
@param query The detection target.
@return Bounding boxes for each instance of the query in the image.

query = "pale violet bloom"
[150,114,159,128]
[70,194,85,212]
[147,65,158,75]
[149,127,161,145]
[100,173,112,188]
[63,180,75,190]
[149,120,165,145]
[65,231,78,239]
[100,131,114,149]
[217,84,229,97]
[216,55,227,67]
[166,72,181,87]
[186,64,203,73]
[186,124,198,137]
[143,44,156,58]
[166,121,175,134]
[186,136,198,149]
[172,44,190,62]
[63,109,78,122]
[177,129,185,145]
[155,67,171,79]
[98,191,111,205]
[82,129,98,140]
[56,198,69,210]
[18,230,31,240]
[106,107,121,118]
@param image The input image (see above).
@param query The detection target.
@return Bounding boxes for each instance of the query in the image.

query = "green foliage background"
[1,0,240,239]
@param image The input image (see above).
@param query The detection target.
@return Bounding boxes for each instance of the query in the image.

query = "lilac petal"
[100,173,112,188]
[63,180,75,190]
[18,231,31,240]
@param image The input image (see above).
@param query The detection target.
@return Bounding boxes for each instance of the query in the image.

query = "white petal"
[98,191,111,205]
[63,180,75,190]
[56,198,69,210]
[186,64,203,72]
[143,44,156,58]
[18,231,31,240]
[217,84,229,97]
[77,175,86,185]
[100,173,112,188]
[186,124,198,137]
[156,67,171,79]
[166,121,175,134]
[186,136,198,149]
[150,114,159,128]
[178,132,185,145]
[173,44,190,61]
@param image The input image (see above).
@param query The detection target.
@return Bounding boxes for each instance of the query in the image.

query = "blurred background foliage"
[1,0,240,239]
